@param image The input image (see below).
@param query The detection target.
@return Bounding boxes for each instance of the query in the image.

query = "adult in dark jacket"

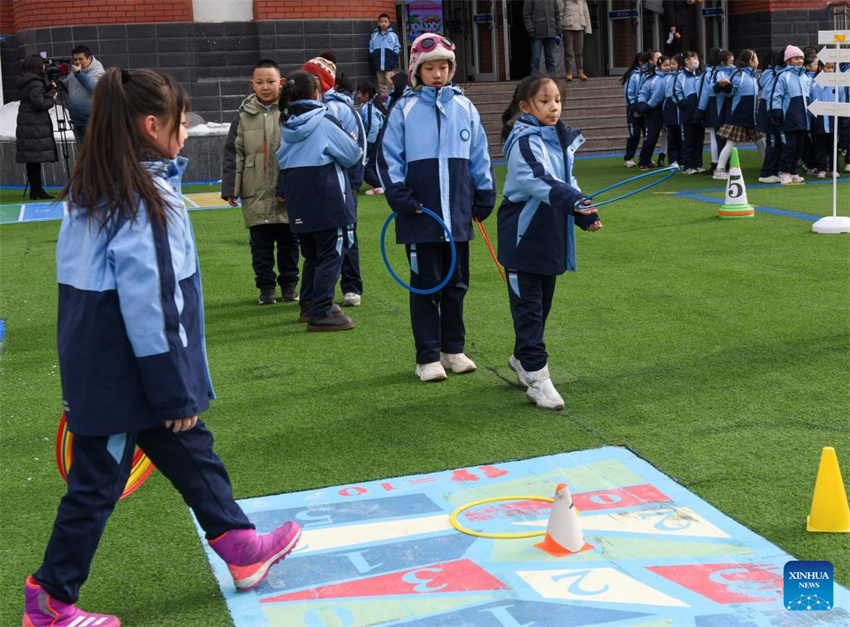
[524,0,562,75]
[15,55,58,199]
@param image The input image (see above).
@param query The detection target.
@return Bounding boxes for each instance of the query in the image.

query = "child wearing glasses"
[378,33,496,382]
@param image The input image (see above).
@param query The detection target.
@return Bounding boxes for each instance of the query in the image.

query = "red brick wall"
[254,0,396,21]
[0,0,14,35]
[7,0,193,32]
[730,0,828,15]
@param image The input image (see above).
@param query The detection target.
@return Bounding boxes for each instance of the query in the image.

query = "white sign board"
[814,72,850,87]
[817,47,850,64]
[818,30,850,45]
[807,100,850,118]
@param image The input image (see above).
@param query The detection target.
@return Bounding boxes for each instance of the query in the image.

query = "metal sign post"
[808,31,850,234]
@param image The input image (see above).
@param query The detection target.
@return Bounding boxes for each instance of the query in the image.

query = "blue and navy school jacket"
[276,100,363,233]
[810,77,845,134]
[696,66,718,125]
[663,71,681,126]
[771,65,811,132]
[722,66,759,128]
[325,89,366,192]
[378,85,496,245]
[636,70,668,117]
[675,67,703,124]
[624,67,643,110]
[497,115,597,276]
[369,27,401,72]
[56,158,214,436]
[756,67,781,133]
[359,99,385,145]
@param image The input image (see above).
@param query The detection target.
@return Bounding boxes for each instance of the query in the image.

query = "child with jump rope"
[378,33,496,382]
[497,74,602,410]
[276,70,363,331]
[23,68,301,627]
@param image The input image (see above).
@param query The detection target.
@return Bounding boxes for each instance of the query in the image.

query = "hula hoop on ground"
[56,412,155,500]
[381,207,457,295]
[450,495,554,539]
[579,165,680,210]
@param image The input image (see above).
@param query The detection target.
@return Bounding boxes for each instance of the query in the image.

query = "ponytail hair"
[61,68,188,230]
[501,73,556,141]
[736,49,757,69]
[279,70,320,118]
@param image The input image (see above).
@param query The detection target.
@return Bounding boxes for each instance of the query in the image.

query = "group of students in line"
[623,44,850,185]
[24,31,604,627]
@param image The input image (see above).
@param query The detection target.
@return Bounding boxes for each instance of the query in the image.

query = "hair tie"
[287,79,295,88]
[121,69,131,83]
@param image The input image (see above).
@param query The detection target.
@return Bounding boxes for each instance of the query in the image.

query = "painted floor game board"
[194,447,849,626]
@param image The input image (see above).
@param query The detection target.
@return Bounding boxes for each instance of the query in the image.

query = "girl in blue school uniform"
[622,50,650,168]
[713,49,766,179]
[635,55,672,170]
[663,54,683,168]
[756,49,786,183]
[771,45,812,184]
[378,33,496,382]
[675,50,705,174]
[357,80,387,195]
[497,74,602,410]
[24,68,301,627]
[276,70,363,330]
[698,48,734,174]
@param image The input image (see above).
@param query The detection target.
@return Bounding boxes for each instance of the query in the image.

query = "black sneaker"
[656,153,666,168]
[307,312,355,332]
[282,284,299,302]
[259,288,276,305]
[299,302,341,322]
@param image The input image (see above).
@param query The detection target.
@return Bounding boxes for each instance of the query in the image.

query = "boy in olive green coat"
[222,59,300,304]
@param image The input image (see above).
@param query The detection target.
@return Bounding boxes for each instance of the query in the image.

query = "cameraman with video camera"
[60,45,104,141]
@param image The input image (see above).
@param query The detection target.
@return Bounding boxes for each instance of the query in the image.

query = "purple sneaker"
[208,522,301,592]
[23,576,121,626]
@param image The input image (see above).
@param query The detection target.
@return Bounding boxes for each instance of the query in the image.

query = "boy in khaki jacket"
[222,59,300,304]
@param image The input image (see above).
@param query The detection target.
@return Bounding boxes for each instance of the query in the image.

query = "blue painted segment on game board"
[0,320,5,354]
[192,446,850,627]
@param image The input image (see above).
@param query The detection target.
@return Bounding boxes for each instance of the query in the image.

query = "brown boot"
[577,71,589,81]
[307,312,355,332]
[299,301,341,322]
[565,72,573,81]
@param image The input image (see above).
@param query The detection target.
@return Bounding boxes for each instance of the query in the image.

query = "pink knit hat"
[784,45,804,62]
[302,57,336,93]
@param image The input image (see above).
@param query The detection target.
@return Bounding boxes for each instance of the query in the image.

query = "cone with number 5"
[719,148,755,219]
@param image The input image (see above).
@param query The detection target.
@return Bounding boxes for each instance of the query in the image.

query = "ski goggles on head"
[413,36,455,53]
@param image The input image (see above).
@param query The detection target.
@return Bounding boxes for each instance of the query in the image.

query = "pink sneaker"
[23,576,121,627]
[209,522,301,592]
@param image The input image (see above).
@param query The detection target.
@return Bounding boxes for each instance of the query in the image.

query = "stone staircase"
[459,77,626,160]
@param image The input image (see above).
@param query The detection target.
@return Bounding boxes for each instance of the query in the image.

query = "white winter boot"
[524,364,565,410]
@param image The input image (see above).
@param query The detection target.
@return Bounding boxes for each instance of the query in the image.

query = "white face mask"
[687,59,699,71]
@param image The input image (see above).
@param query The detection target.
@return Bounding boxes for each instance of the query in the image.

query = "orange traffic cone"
[535,483,594,556]
[807,447,850,533]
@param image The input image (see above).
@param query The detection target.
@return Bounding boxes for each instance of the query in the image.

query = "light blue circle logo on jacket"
[460,129,470,141]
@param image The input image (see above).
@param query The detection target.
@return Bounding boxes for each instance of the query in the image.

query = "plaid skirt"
[718,124,764,143]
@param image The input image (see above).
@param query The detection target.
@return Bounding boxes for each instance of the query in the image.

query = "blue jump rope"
[381,166,679,294]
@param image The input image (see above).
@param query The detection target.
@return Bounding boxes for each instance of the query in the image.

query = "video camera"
[44,57,71,83]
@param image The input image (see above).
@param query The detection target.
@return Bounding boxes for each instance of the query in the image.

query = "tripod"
[25,81,79,199]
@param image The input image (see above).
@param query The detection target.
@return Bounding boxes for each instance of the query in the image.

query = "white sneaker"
[440,352,477,374]
[669,162,680,170]
[844,164,850,173]
[364,187,384,196]
[415,362,447,382]
[791,174,805,183]
[817,171,826,179]
[712,168,729,180]
[779,173,793,185]
[682,168,697,176]
[524,365,565,410]
[695,167,706,174]
[624,160,636,168]
[342,293,361,306]
[758,175,780,184]
[508,355,531,389]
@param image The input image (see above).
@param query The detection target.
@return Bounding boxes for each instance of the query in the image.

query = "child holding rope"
[497,74,602,410]
[24,68,301,627]
[378,33,496,382]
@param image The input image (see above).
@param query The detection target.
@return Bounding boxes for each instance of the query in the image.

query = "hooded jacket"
[771,65,811,132]
[498,115,596,276]
[674,66,703,124]
[325,88,366,192]
[369,27,401,72]
[721,66,759,128]
[663,70,681,126]
[637,69,667,116]
[221,93,289,228]
[61,56,105,127]
[360,99,386,144]
[378,85,496,245]
[275,100,363,233]
[15,72,57,164]
[757,66,781,133]
[57,157,214,436]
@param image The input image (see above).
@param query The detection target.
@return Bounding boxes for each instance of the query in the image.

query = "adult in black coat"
[16,55,58,199]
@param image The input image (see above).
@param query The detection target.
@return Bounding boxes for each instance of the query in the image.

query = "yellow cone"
[807,447,850,533]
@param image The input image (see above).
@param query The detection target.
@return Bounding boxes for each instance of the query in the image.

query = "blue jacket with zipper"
[276,100,363,233]
[637,70,668,115]
[497,114,597,276]
[722,66,759,127]
[325,88,366,191]
[369,27,401,72]
[675,67,702,124]
[757,66,781,133]
[378,85,496,244]
[57,158,214,436]
[771,65,811,132]
[360,100,385,145]
[663,70,681,126]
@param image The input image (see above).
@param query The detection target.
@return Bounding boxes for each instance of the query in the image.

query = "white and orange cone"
[718,148,755,219]
[535,483,594,556]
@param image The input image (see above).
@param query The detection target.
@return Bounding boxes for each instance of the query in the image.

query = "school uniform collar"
[408,84,462,105]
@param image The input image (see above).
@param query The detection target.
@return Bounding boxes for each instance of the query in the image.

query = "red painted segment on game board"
[260,559,507,603]
[647,563,782,604]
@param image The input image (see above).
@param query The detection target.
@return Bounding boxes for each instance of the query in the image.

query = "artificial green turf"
[1,156,849,626]
[696,179,850,217]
